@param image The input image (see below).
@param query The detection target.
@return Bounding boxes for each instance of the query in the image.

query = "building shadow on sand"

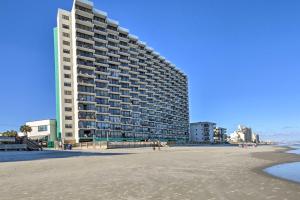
[0,150,132,163]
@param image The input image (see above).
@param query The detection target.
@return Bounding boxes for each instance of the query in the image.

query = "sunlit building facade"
[54,0,189,143]
[190,122,216,143]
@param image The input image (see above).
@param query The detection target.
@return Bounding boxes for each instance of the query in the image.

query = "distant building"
[214,127,227,143]
[230,125,258,143]
[252,133,260,143]
[190,122,216,143]
[20,120,57,142]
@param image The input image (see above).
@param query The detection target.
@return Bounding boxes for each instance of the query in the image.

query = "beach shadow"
[0,150,132,163]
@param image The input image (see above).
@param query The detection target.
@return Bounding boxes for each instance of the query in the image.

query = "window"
[63,41,70,46]
[62,15,69,20]
[65,132,73,137]
[78,94,94,102]
[64,74,71,79]
[95,82,107,88]
[64,82,71,87]
[65,116,72,120]
[38,125,47,132]
[109,108,120,115]
[97,106,108,113]
[109,93,119,100]
[64,65,71,70]
[65,107,72,112]
[62,24,69,29]
[63,49,70,54]
[65,124,72,128]
[64,99,72,103]
[64,90,72,95]
[63,32,70,37]
[63,57,70,62]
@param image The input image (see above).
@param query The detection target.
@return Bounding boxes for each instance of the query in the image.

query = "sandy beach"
[0,145,299,200]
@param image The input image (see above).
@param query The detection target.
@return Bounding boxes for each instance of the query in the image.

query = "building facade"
[230,125,254,143]
[23,120,57,142]
[252,133,260,143]
[214,127,227,143]
[190,122,216,143]
[54,0,189,143]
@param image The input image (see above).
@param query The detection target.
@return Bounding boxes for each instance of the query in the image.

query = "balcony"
[77,64,95,70]
[94,28,107,35]
[94,45,107,52]
[93,35,107,43]
[76,9,93,19]
[138,62,147,67]
[77,81,94,87]
[75,18,93,28]
[107,51,120,58]
[107,59,119,65]
[119,50,130,57]
[76,26,94,36]
[106,28,118,35]
[77,54,95,62]
[106,44,119,51]
[77,98,96,104]
[95,78,109,84]
[78,91,96,96]
[93,20,107,28]
[119,43,129,49]
[129,51,139,56]
[76,38,93,47]
[107,37,119,44]
[95,62,109,69]
[77,71,95,79]
[94,53,108,60]
[77,45,94,53]
[119,58,130,64]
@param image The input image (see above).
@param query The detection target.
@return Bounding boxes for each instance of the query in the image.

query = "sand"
[0,145,299,200]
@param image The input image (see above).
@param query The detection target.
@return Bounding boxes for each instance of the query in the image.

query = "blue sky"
[0,0,300,141]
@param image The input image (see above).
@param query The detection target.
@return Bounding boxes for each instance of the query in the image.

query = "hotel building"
[190,122,216,143]
[54,0,189,143]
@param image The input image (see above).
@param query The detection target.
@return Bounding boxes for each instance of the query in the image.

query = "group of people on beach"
[239,143,258,148]
[152,141,161,151]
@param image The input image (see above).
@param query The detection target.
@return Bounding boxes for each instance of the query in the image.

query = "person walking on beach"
[158,140,161,151]
[152,141,156,151]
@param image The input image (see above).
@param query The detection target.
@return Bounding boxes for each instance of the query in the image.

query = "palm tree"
[20,125,32,137]
[1,130,18,137]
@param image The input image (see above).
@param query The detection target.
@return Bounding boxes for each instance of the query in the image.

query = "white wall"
[190,122,216,143]
[25,120,56,141]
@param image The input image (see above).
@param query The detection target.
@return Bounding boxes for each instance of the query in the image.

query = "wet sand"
[0,145,299,200]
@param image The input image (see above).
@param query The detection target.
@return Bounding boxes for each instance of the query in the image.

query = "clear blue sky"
[0,0,300,142]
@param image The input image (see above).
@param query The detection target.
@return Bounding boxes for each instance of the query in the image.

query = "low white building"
[190,122,216,143]
[21,120,57,142]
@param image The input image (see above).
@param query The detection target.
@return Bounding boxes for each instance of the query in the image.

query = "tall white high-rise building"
[54,0,189,144]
